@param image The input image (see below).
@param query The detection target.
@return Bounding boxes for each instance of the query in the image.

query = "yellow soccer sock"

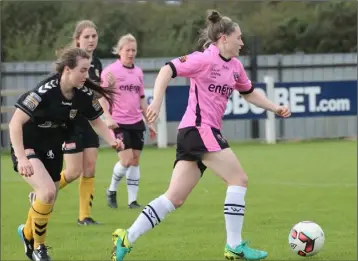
[79,177,94,221]
[31,199,53,249]
[23,208,33,240]
[59,170,69,189]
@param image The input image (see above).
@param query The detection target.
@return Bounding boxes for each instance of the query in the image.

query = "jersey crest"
[178,55,187,63]
[69,109,78,119]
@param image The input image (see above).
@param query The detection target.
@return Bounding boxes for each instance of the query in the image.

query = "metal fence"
[1,52,357,148]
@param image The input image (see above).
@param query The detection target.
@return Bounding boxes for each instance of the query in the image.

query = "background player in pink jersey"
[111,10,290,261]
[99,34,156,209]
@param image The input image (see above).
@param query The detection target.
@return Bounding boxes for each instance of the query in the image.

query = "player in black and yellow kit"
[10,47,123,261]
[28,20,114,225]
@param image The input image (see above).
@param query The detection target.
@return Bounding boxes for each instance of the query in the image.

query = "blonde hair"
[112,33,137,55]
[56,20,97,56]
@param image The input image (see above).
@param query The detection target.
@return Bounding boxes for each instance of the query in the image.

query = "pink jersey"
[168,44,253,130]
[101,60,145,124]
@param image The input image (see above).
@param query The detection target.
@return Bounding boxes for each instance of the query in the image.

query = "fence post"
[277,54,284,140]
[264,76,276,144]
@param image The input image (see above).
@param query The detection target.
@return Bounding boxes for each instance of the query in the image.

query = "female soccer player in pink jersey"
[99,34,156,209]
[111,10,291,261]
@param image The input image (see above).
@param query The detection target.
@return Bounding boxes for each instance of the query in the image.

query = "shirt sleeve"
[13,75,60,118]
[234,60,254,94]
[79,87,104,121]
[166,52,207,78]
[15,91,44,118]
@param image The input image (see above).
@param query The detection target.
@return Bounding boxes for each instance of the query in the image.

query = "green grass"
[1,140,357,260]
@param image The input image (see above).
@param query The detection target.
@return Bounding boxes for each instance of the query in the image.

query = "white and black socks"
[127,194,175,244]
[224,185,247,248]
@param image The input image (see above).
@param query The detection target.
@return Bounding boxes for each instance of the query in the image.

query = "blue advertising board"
[145,80,357,122]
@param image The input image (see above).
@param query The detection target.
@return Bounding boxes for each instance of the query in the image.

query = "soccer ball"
[288,221,325,257]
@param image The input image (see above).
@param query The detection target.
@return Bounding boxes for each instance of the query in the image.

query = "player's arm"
[234,60,276,112]
[151,65,173,107]
[9,109,31,161]
[82,97,123,149]
[138,72,149,121]
[235,61,291,117]
[98,97,112,120]
[242,89,278,112]
[89,117,122,148]
[243,89,290,117]
[99,68,118,128]
[9,90,44,161]
[140,97,148,120]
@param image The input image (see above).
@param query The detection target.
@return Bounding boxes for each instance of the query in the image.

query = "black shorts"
[112,120,146,151]
[62,120,99,154]
[11,146,63,182]
[174,126,229,175]
[113,128,144,151]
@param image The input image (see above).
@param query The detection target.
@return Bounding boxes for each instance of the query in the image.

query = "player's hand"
[275,106,291,118]
[105,118,119,129]
[111,138,124,151]
[18,156,34,177]
[107,72,116,88]
[148,123,157,139]
[146,101,161,123]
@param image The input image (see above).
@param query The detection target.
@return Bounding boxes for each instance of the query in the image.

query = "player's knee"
[170,198,185,208]
[240,172,248,186]
[131,157,140,166]
[82,160,96,178]
[227,171,248,187]
[66,166,83,182]
[120,158,132,168]
[37,184,57,203]
[165,194,186,208]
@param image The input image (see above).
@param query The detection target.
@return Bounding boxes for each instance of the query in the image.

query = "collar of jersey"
[207,44,231,62]
[116,59,135,69]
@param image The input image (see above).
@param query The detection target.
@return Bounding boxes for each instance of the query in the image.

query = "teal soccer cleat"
[224,241,268,260]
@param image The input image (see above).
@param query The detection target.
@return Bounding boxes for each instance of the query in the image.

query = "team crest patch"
[178,55,187,63]
[233,72,239,82]
[217,133,226,143]
[92,99,101,111]
[69,109,78,119]
[116,132,123,140]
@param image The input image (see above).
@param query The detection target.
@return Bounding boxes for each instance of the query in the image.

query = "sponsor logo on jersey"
[22,92,42,111]
[92,99,101,111]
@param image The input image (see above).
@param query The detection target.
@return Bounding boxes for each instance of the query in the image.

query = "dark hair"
[198,10,239,50]
[55,47,114,105]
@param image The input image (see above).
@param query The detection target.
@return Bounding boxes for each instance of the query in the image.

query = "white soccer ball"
[288,221,325,257]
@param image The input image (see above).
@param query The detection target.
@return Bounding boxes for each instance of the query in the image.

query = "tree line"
[1,0,356,61]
